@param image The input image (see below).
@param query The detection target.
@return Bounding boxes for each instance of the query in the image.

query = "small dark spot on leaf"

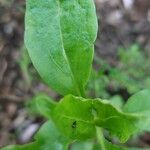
[72,121,77,128]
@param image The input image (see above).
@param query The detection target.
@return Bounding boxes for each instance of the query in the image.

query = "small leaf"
[52,95,96,140]
[25,0,98,96]
[35,94,56,119]
[26,93,56,118]
[109,95,124,109]
[123,89,150,131]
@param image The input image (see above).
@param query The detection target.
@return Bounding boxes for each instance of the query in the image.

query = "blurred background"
[0,0,150,148]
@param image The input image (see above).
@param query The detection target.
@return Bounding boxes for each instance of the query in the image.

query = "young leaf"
[45,95,139,142]
[1,120,70,150]
[123,89,150,132]
[25,0,98,96]
[52,95,96,140]
[109,95,124,109]
[26,93,56,117]
[34,93,56,119]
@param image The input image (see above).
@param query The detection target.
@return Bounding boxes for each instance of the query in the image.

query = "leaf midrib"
[56,0,82,96]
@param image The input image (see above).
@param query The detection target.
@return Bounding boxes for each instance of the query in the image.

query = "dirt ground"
[0,0,150,148]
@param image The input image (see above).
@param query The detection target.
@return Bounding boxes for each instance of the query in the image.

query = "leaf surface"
[1,143,37,150]
[34,93,56,118]
[25,0,98,96]
[123,89,150,131]
[25,93,56,118]
[71,141,94,150]
[52,95,96,140]
[50,95,139,142]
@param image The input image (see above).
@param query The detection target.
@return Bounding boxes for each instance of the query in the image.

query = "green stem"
[96,127,106,150]
[80,87,86,98]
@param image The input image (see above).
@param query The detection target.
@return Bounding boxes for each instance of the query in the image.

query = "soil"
[0,0,150,148]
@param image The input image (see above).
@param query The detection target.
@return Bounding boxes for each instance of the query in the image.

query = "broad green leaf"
[52,95,96,140]
[25,0,98,96]
[49,95,139,142]
[1,120,70,150]
[123,89,150,131]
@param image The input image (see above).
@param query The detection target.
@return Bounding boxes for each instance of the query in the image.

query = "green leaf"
[103,140,150,150]
[25,0,98,96]
[71,141,94,150]
[104,140,125,150]
[71,139,126,150]
[34,121,70,150]
[49,95,139,142]
[26,93,56,118]
[34,94,56,119]
[19,46,32,86]
[52,95,96,140]
[92,100,137,142]
[123,89,150,131]
[1,143,38,150]
[1,120,70,150]
[109,95,124,109]
[95,139,150,150]
[74,140,150,150]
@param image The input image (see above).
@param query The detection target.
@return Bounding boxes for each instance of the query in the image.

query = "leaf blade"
[25,0,98,96]
[123,89,150,132]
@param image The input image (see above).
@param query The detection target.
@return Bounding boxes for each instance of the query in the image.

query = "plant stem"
[79,86,86,98]
[96,127,106,150]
